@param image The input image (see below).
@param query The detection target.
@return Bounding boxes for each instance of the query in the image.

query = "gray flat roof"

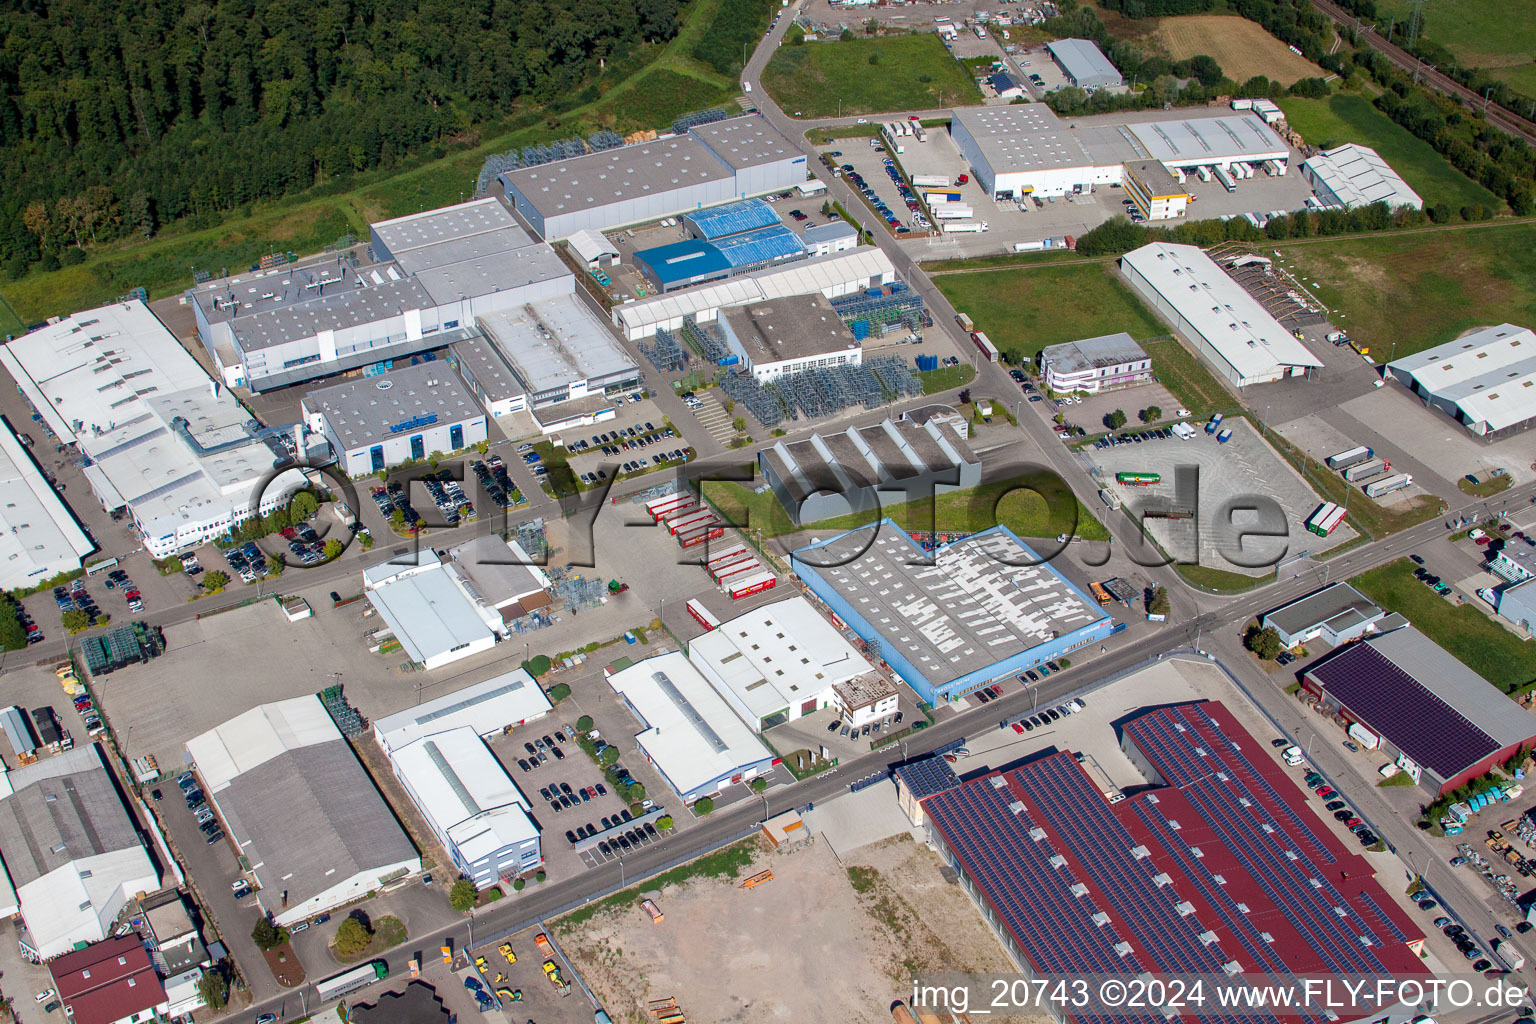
[304,360,482,450]
[479,294,636,395]
[1262,582,1382,637]
[372,199,535,272]
[792,523,1103,687]
[0,747,141,888]
[1047,38,1122,86]
[689,116,799,170]
[218,739,417,909]
[953,105,1099,173]
[802,221,859,244]
[721,294,859,365]
[768,417,976,504]
[1126,160,1184,196]
[449,334,525,402]
[501,135,731,220]
[1041,332,1147,374]
[411,243,570,305]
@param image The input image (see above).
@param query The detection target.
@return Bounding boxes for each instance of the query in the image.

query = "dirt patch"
[260,942,306,988]
[1152,15,1325,83]
[556,835,1027,1024]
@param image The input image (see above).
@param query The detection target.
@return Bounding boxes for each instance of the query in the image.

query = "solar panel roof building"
[1302,626,1536,794]
[605,651,776,804]
[791,521,1113,703]
[921,701,1428,1024]
[1384,324,1536,438]
[683,199,781,240]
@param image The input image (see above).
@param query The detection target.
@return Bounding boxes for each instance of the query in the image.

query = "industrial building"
[988,72,1027,100]
[686,595,892,731]
[1490,542,1536,585]
[1120,242,1322,387]
[566,229,620,270]
[605,651,776,804]
[185,696,421,927]
[682,198,781,240]
[301,361,487,477]
[1385,324,1536,438]
[801,221,859,257]
[50,936,168,1024]
[446,535,553,623]
[919,701,1428,1013]
[0,746,160,960]
[500,115,806,240]
[1040,332,1151,394]
[388,727,541,887]
[1122,161,1190,221]
[632,223,807,292]
[760,416,979,525]
[1045,38,1123,89]
[718,294,860,382]
[1125,115,1289,173]
[792,522,1114,704]
[478,294,640,409]
[1259,582,1392,648]
[189,198,573,393]
[362,550,501,670]
[1495,579,1536,634]
[0,301,309,558]
[1302,626,1536,794]
[1302,143,1423,210]
[0,417,94,590]
[373,668,551,755]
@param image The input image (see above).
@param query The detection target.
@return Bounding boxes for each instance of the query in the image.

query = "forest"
[0,0,683,277]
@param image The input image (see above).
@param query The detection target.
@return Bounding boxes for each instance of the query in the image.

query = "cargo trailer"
[1342,458,1389,482]
[1364,473,1413,497]
[729,571,778,599]
[1325,446,1374,470]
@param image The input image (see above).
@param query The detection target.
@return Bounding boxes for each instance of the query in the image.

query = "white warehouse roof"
[373,668,551,754]
[1387,324,1536,434]
[362,550,499,669]
[1302,143,1424,210]
[1127,115,1289,169]
[1121,242,1320,384]
[0,419,94,590]
[389,727,538,864]
[186,695,346,791]
[606,651,773,800]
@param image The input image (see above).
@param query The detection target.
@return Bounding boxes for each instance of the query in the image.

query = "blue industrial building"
[684,198,780,240]
[632,223,806,292]
[792,521,1114,704]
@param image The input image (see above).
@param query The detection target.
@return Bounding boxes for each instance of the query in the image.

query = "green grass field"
[1279,221,1536,361]
[1139,338,1233,418]
[0,0,741,325]
[934,263,1164,364]
[762,34,982,118]
[1376,0,1536,97]
[1277,93,1503,211]
[1352,558,1536,693]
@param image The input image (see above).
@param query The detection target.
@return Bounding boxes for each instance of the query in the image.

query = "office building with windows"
[301,361,486,476]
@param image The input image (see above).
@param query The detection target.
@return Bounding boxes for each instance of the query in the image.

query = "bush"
[524,654,552,676]
[576,715,594,732]
[625,782,646,802]
[333,917,371,957]
[750,778,767,793]
[694,796,715,815]
[599,746,620,766]
[547,682,571,703]
[1140,406,1162,423]
[1148,586,1170,616]
[656,815,675,831]
[449,879,478,912]
[1244,624,1283,660]
[203,570,230,591]
[512,877,526,891]
[535,870,547,883]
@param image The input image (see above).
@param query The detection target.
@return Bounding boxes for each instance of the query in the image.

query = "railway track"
[1308,0,1536,148]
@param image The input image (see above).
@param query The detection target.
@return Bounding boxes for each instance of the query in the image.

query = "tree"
[512,877,526,891]
[525,654,552,676]
[840,28,854,41]
[449,879,479,912]
[323,538,344,560]
[599,745,620,766]
[203,570,230,591]
[625,782,646,803]
[694,796,715,815]
[750,777,767,793]
[1245,624,1283,660]
[197,970,228,1011]
[1140,406,1162,423]
[61,609,90,633]
[1147,586,1170,616]
[864,17,878,33]
[1106,408,1128,430]
[656,815,675,831]
[265,554,285,576]
[390,508,406,527]
[332,917,371,957]
[548,682,571,702]
[288,491,319,522]
[251,917,287,951]
[957,388,972,405]
[576,715,594,732]
[732,417,746,432]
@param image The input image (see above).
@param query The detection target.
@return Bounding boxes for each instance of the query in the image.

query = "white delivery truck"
[944,221,988,233]
[912,174,951,187]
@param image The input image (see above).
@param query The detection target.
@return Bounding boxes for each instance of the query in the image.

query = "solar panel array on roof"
[893,755,960,800]
[712,224,806,269]
[686,199,780,240]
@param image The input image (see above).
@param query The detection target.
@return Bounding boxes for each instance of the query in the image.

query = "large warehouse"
[1124,114,1289,173]
[500,115,806,240]
[362,550,501,670]
[1385,324,1536,437]
[1045,38,1123,89]
[605,651,776,804]
[185,696,421,926]
[686,595,894,731]
[0,301,308,558]
[0,418,94,590]
[301,360,487,476]
[718,294,861,382]
[1120,242,1322,387]
[388,727,541,887]
[0,746,160,960]
[760,416,979,525]
[478,294,640,409]
[1302,143,1423,210]
[1302,626,1536,794]
[373,668,551,755]
[190,198,574,393]
[613,246,896,341]
[919,701,1428,1016]
[792,522,1113,704]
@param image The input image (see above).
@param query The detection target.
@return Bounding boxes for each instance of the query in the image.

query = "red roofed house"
[50,936,168,1024]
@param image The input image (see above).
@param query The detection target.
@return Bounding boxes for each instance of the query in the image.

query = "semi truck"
[1364,473,1413,497]
[1325,445,1374,470]
[1099,488,1121,510]
[1342,458,1389,482]
[1214,166,1237,192]
[912,174,951,187]
[943,221,987,233]
[933,204,975,220]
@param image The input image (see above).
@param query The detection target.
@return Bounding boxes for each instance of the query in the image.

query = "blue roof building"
[791,521,1114,704]
[632,224,806,292]
[684,199,780,240]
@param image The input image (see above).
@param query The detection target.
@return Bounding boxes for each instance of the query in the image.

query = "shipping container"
[1205,412,1223,434]
[646,494,693,521]
[1325,445,1374,470]
[943,221,987,233]
[1216,427,1233,443]
[972,332,999,362]
[685,599,720,631]
[1342,458,1389,482]
[666,509,716,535]
[1364,473,1412,497]
[912,174,951,188]
[933,205,975,220]
[729,571,778,599]
[679,524,725,548]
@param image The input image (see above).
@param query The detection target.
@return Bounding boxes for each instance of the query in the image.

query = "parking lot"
[1089,416,1354,574]
[552,410,694,486]
[825,138,932,238]
[465,926,576,1023]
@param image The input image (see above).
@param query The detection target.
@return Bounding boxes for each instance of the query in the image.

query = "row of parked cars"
[177,770,226,846]
[515,727,573,772]
[102,568,144,613]
[1002,698,1085,733]
[841,161,911,234]
[586,815,662,860]
[419,469,473,525]
[371,481,421,531]
[1094,428,1176,449]
[1293,757,1378,848]
[224,541,272,582]
[54,579,102,624]
[827,711,904,739]
[471,456,525,509]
